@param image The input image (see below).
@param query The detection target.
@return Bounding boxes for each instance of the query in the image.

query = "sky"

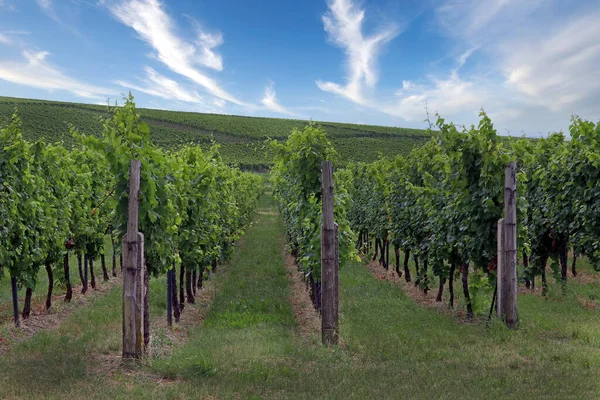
[0,0,599,136]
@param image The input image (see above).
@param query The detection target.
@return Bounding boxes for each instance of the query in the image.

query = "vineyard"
[0,96,430,170]
[1,97,600,398]
[271,112,600,320]
[0,94,262,332]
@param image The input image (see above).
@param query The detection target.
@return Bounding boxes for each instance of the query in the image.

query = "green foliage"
[343,109,600,314]
[0,112,43,287]
[85,93,179,275]
[86,94,263,276]
[517,117,600,287]
[0,110,113,291]
[344,111,531,309]
[271,124,356,282]
[0,95,262,303]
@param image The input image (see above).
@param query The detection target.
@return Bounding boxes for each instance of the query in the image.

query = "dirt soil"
[282,244,321,340]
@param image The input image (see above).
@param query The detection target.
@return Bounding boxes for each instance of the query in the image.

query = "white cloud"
[260,82,297,116]
[316,0,484,124]
[0,50,110,99]
[316,0,600,133]
[433,0,600,130]
[435,0,545,44]
[502,11,600,112]
[36,0,61,24]
[385,72,488,121]
[109,0,245,106]
[0,30,29,47]
[456,46,479,70]
[0,0,17,10]
[316,0,399,104]
[196,30,223,71]
[212,98,226,108]
[116,66,205,104]
[36,0,87,39]
[37,0,51,10]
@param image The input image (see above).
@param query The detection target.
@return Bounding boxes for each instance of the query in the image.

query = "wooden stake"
[321,160,339,345]
[498,161,517,328]
[497,218,505,317]
[122,160,145,359]
[167,268,173,327]
[333,223,339,335]
[11,276,19,328]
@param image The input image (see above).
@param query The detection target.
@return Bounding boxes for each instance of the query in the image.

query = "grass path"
[1,194,600,399]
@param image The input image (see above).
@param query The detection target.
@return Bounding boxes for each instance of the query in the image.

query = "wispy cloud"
[116,66,205,104]
[384,72,488,121]
[434,0,600,124]
[316,0,479,123]
[0,0,17,11]
[116,67,231,113]
[0,30,29,47]
[36,0,88,40]
[0,50,110,99]
[37,0,51,10]
[456,46,479,70]
[316,0,600,132]
[435,0,546,44]
[36,0,61,23]
[108,0,246,106]
[260,82,298,116]
[196,30,224,71]
[502,11,600,112]
[316,0,399,104]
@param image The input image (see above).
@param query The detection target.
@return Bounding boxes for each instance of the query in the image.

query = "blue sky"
[0,0,599,135]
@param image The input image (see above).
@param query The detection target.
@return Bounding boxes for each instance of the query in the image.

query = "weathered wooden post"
[167,268,173,327]
[497,218,505,317]
[321,160,339,345]
[333,222,339,333]
[11,276,19,328]
[497,161,517,328]
[122,160,145,358]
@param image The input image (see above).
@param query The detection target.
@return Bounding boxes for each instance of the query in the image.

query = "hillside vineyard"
[0,96,430,170]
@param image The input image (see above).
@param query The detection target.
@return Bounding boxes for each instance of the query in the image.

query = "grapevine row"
[272,112,600,320]
[343,111,600,317]
[0,94,263,327]
[270,124,355,309]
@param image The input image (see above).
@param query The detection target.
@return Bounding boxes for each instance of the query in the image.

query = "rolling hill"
[0,96,431,169]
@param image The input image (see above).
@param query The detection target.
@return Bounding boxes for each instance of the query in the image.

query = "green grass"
[1,194,600,399]
[0,96,431,169]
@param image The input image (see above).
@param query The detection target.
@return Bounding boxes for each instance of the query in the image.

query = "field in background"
[0,96,431,170]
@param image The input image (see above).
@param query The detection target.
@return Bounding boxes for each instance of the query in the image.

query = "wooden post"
[321,161,339,345]
[497,218,505,317]
[498,161,517,328]
[122,160,145,358]
[333,223,339,334]
[167,268,173,327]
[11,276,19,328]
